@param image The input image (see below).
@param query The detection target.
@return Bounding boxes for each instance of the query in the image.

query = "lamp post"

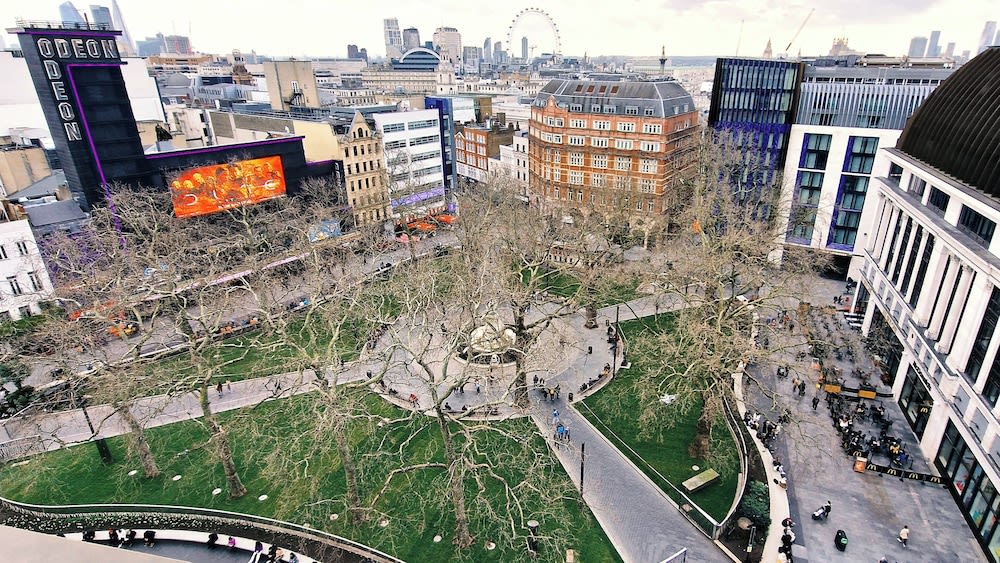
[526,519,539,554]
[72,387,112,464]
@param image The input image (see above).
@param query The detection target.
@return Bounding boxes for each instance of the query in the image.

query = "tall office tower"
[908,36,928,58]
[493,41,502,65]
[462,46,481,66]
[402,27,421,51]
[358,48,368,62]
[347,44,360,58]
[483,37,492,64]
[89,4,112,27]
[945,42,956,57]
[432,27,462,65]
[58,2,85,24]
[927,30,941,57]
[384,18,403,59]
[521,36,528,61]
[980,21,998,54]
[110,0,135,56]
[163,35,193,54]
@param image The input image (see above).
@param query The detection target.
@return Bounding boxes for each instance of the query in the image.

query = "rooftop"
[535,79,696,118]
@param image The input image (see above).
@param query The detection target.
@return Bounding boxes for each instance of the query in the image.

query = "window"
[593,120,611,131]
[553,169,561,182]
[639,159,657,173]
[640,141,661,152]
[568,135,585,146]
[455,139,465,150]
[7,277,21,296]
[615,157,631,171]
[569,104,583,112]
[385,139,407,150]
[543,116,564,127]
[796,171,824,205]
[570,119,586,128]
[838,175,868,211]
[591,137,609,148]
[644,107,655,116]
[590,105,602,113]
[625,106,639,115]
[553,152,561,164]
[569,152,584,166]
[540,132,563,144]
[844,136,878,174]
[569,171,584,185]
[15,242,28,256]
[908,235,935,308]
[800,134,832,170]
[928,187,950,215]
[642,123,663,134]
[591,174,605,187]
[410,134,440,146]
[603,106,616,114]
[615,139,634,150]
[554,187,560,199]
[27,271,41,292]
[614,176,630,190]
[407,119,437,129]
[907,175,927,197]
[959,205,996,247]
[617,121,636,132]
[382,123,405,133]
[592,155,608,168]
[789,209,817,240]
[639,178,655,193]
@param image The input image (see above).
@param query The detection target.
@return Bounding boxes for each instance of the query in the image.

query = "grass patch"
[580,314,739,523]
[0,394,621,563]
[519,265,641,308]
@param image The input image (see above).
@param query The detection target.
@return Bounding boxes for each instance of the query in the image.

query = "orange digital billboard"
[170,155,286,218]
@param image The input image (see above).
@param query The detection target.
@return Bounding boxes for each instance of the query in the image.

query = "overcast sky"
[2,0,997,60]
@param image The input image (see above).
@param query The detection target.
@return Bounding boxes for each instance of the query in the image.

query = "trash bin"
[835,529,848,551]
[568,392,574,402]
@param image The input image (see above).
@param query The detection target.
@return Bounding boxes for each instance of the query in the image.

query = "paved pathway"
[745,276,987,563]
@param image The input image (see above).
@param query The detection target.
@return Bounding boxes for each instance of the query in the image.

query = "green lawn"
[0,394,621,563]
[519,265,641,308]
[580,314,739,524]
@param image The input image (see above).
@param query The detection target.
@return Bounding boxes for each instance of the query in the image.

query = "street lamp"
[526,519,539,554]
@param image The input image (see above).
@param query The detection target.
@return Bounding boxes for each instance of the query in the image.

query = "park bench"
[682,468,720,493]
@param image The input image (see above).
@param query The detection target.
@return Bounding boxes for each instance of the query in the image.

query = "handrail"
[0,496,403,563]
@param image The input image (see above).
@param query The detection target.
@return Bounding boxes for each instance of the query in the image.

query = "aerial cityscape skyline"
[1,0,997,59]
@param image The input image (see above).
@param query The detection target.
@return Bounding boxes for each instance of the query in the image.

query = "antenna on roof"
[736,19,744,56]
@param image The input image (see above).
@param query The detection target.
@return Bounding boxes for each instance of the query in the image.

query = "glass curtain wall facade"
[937,420,1000,561]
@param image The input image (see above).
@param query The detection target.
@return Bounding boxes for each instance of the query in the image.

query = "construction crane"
[785,8,815,53]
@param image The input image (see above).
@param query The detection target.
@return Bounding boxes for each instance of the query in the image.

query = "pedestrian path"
[3,292,731,562]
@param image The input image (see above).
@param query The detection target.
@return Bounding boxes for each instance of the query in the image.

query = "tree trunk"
[116,402,160,478]
[513,357,529,407]
[584,303,598,329]
[435,410,472,547]
[198,386,246,498]
[511,304,530,406]
[332,420,364,524]
[688,393,713,460]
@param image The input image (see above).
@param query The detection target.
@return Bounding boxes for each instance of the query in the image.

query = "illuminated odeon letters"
[34,36,121,142]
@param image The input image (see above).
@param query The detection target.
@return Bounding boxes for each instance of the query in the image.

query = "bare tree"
[623,131,830,460]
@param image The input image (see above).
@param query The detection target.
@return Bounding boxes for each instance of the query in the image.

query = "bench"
[682,468,720,493]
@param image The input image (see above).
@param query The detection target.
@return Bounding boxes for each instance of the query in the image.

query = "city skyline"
[1,0,997,60]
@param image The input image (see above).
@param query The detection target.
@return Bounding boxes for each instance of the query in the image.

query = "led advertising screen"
[170,156,286,218]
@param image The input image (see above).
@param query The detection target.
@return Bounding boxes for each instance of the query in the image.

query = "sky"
[1,0,997,60]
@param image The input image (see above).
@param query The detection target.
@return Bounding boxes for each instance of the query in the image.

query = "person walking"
[216,381,224,397]
[897,525,909,547]
[811,395,820,410]
[552,409,560,425]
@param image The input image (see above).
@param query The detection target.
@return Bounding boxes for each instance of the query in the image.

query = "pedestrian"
[476,382,481,394]
[564,426,571,442]
[533,374,539,385]
[216,381,224,397]
[799,381,807,397]
[789,321,795,332]
[248,541,264,563]
[552,409,560,425]
[897,525,909,547]
[811,396,820,410]
[226,379,232,391]
[228,536,237,551]
[108,528,119,547]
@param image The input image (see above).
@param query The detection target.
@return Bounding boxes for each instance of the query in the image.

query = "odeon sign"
[34,35,121,143]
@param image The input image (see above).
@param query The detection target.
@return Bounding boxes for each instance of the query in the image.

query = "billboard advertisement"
[170,155,286,218]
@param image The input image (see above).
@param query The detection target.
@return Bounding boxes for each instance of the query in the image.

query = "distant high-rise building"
[945,42,956,57]
[908,36,928,58]
[347,44,359,59]
[432,27,462,65]
[927,30,941,57]
[462,46,481,65]
[358,48,368,62]
[89,4,112,27]
[493,41,503,65]
[137,33,164,57]
[163,35,193,54]
[58,2,85,24]
[483,37,492,64]
[402,27,421,52]
[110,0,136,56]
[521,36,528,61]
[384,18,403,59]
[763,39,773,59]
[979,21,998,54]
